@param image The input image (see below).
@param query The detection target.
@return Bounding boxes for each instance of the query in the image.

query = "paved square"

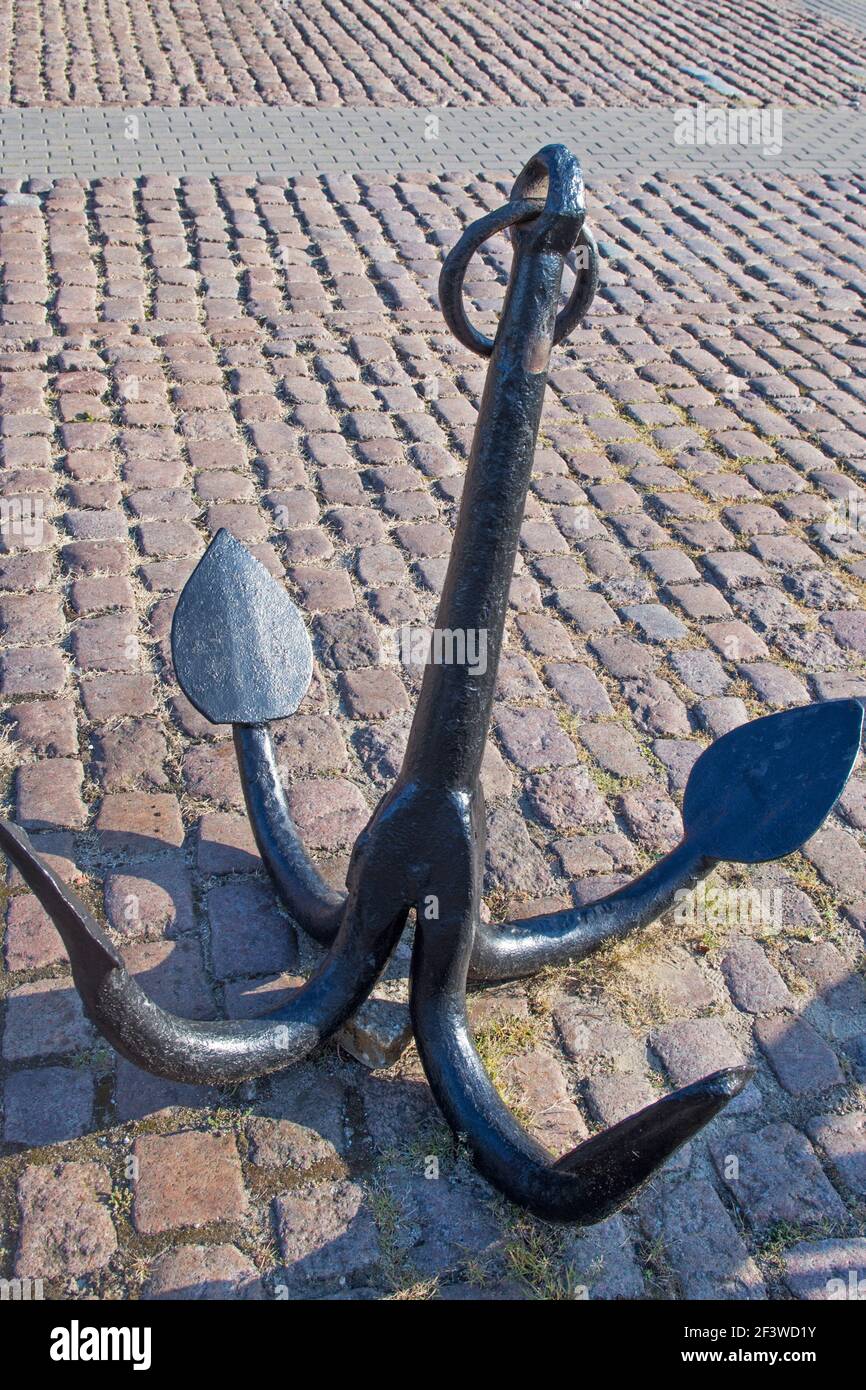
[0,0,865,1302]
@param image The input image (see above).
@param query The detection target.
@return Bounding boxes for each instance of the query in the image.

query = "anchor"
[2,145,862,1224]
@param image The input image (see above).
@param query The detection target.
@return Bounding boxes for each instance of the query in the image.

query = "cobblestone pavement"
[0,0,865,109]
[1,1,866,1305]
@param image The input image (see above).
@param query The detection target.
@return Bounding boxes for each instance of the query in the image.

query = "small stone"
[619,785,682,852]
[494,705,577,771]
[4,892,66,970]
[653,739,702,791]
[503,1049,588,1149]
[525,765,611,831]
[622,602,687,642]
[103,858,195,937]
[15,1162,116,1278]
[11,697,78,756]
[754,1015,844,1095]
[381,1166,502,1280]
[81,673,155,721]
[484,805,551,895]
[803,825,866,901]
[788,940,866,1012]
[554,1003,646,1072]
[274,1181,381,1288]
[91,718,168,789]
[340,667,408,719]
[581,723,651,781]
[738,662,810,709]
[545,662,613,716]
[783,1238,866,1300]
[96,792,185,852]
[669,648,729,696]
[589,634,656,678]
[651,1018,756,1111]
[586,1072,658,1125]
[721,938,793,1014]
[711,1122,847,1234]
[207,879,296,979]
[638,1177,765,1300]
[274,713,348,775]
[114,1060,216,1124]
[338,989,413,1069]
[3,1066,93,1144]
[623,675,689,735]
[806,1111,866,1196]
[197,812,260,873]
[285,778,369,850]
[182,742,244,807]
[144,1244,263,1300]
[133,1131,248,1234]
[248,1116,339,1171]
[696,696,749,736]
[2,977,93,1060]
[16,759,86,829]
[617,948,716,1014]
[842,1034,866,1083]
[0,647,67,696]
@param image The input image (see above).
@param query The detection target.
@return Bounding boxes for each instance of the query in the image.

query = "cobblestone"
[132,1130,248,1234]
[15,1161,117,1279]
[639,1177,766,1300]
[712,1123,849,1234]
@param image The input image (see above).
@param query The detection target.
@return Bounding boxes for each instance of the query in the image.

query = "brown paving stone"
[133,1131,248,1234]
[712,1123,848,1235]
[15,1162,116,1278]
[144,1244,263,1300]
[96,792,185,852]
[274,1181,381,1289]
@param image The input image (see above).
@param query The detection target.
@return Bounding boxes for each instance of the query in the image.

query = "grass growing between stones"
[501,1212,579,1300]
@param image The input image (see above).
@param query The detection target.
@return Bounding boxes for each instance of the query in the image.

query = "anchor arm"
[409,815,750,1224]
[0,817,406,1084]
[470,698,864,982]
[470,838,715,983]
[233,723,345,942]
[230,730,719,980]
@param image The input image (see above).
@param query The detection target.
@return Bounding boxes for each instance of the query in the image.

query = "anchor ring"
[438,198,599,358]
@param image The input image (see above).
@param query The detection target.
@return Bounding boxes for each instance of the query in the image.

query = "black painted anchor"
[2,144,863,1225]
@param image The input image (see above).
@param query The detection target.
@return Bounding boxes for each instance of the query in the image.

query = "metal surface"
[171,527,313,725]
[0,816,407,1084]
[2,143,862,1227]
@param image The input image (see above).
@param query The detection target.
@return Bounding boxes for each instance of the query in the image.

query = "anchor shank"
[402,218,579,793]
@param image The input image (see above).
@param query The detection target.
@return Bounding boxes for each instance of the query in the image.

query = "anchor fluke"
[171,528,313,726]
[683,699,863,863]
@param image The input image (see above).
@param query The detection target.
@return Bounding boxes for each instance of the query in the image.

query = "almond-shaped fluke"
[683,699,864,863]
[171,528,313,725]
